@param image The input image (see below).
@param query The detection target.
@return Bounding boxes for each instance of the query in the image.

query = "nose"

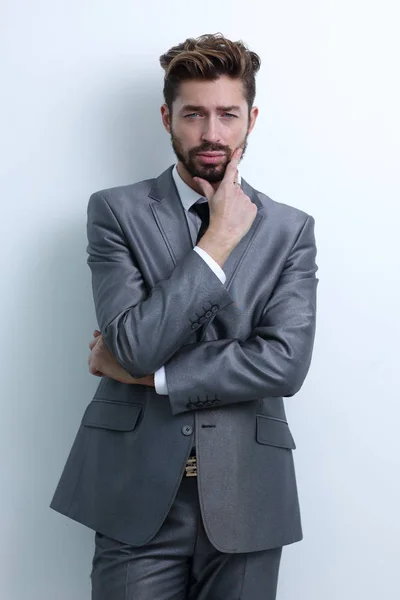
[201,116,222,143]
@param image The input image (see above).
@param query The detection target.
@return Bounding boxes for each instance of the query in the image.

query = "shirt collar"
[172,163,241,211]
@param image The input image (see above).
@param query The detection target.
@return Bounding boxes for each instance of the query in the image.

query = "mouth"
[197,152,225,164]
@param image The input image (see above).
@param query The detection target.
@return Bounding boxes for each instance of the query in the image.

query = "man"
[50,33,319,599]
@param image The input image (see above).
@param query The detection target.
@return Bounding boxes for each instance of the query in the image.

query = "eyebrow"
[180,105,242,113]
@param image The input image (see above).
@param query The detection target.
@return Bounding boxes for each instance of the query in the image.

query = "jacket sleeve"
[164,215,319,415]
[86,192,235,378]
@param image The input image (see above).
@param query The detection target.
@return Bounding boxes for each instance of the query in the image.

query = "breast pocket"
[255,414,296,450]
[81,400,143,431]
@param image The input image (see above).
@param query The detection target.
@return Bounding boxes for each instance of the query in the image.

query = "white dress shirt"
[154,164,241,395]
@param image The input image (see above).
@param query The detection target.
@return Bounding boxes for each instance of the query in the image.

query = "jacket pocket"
[81,400,143,431]
[256,414,296,449]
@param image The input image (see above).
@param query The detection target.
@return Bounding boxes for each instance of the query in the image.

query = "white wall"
[1,1,399,598]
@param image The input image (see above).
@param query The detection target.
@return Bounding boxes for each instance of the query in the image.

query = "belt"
[184,452,197,477]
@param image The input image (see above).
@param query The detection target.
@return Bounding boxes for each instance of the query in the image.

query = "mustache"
[191,147,230,155]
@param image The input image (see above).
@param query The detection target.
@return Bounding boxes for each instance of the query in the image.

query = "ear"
[248,106,259,135]
[160,104,171,133]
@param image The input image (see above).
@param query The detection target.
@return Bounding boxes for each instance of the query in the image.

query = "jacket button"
[211,306,218,313]
[205,310,212,318]
[181,425,193,436]
[191,323,199,330]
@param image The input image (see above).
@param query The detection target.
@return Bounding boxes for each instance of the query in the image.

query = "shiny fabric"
[91,475,282,600]
[50,164,316,552]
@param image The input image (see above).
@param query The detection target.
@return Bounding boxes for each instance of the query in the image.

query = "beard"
[170,128,249,183]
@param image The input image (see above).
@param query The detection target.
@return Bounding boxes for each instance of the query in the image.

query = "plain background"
[1,1,399,598]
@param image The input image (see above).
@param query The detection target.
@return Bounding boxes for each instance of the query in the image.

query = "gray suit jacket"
[50,164,319,553]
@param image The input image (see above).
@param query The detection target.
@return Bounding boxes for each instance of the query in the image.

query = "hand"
[193,147,257,247]
[88,330,136,384]
[88,330,155,387]
[88,329,103,376]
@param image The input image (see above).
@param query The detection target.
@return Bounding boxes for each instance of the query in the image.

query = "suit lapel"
[149,165,265,290]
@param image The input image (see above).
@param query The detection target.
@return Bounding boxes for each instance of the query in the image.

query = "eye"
[183,112,238,119]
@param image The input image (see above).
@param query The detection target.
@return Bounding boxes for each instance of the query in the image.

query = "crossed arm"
[86,191,318,415]
[88,329,155,386]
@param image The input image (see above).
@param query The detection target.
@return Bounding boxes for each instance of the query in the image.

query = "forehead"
[174,75,246,110]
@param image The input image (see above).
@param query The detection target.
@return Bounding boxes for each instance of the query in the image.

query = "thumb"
[193,177,214,201]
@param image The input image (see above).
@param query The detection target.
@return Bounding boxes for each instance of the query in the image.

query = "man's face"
[161,75,258,184]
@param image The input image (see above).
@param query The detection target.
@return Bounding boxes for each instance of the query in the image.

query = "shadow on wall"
[5,72,172,597]
[78,70,175,187]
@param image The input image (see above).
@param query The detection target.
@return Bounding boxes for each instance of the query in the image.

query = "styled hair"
[159,33,261,116]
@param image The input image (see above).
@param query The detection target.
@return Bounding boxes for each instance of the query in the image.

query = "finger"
[89,331,103,350]
[193,177,214,201]
[88,355,95,373]
[89,362,102,376]
[88,352,100,373]
[94,330,101,337]
[222,147,243,184]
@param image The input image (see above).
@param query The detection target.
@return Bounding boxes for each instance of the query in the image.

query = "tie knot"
[192,201,209,221]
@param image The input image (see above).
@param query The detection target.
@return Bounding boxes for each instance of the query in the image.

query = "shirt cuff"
[193,246,226,284]
[154,365,168,395]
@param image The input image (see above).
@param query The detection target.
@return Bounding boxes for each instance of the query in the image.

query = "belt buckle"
[185,455,197,477]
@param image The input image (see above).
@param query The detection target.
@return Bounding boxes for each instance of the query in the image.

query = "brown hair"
[159,33,261,117]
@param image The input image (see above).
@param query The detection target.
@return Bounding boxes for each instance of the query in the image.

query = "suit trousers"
[90,473,282,600]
